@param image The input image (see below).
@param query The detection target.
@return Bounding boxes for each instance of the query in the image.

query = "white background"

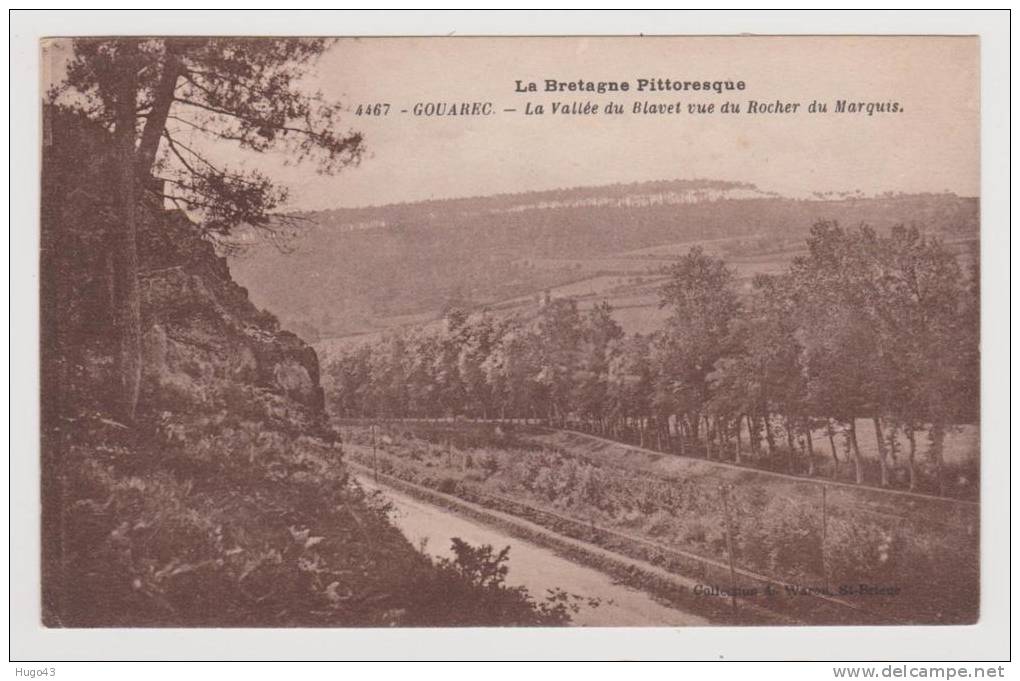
[7,9,1013,666]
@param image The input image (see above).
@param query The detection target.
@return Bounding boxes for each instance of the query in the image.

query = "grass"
[339,421,978,624]
[532,423,979,496]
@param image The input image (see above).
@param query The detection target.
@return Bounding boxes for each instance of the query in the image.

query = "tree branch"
[167,114,247,143]
[162,131,210,179]
[173,96,334,142]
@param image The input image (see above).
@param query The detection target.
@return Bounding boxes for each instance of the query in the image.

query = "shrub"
[397,538,583,626]
[437,477,460,495]
[738,498,823,579]
[823,515,899,588]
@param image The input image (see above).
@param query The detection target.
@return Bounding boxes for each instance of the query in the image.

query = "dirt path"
[356,474,709,627]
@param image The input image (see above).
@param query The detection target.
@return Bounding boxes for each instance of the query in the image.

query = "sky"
[44,36,980,211]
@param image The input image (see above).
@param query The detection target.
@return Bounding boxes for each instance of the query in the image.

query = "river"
[357,475,709,627]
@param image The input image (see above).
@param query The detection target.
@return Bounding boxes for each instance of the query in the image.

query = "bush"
[824,515,899,588]
[398,538,584,626]
[437,477,460,495]
[738,498,823,579]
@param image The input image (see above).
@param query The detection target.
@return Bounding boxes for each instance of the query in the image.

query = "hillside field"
[229,181,978,347]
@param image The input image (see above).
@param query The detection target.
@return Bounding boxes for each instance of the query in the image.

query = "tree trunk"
[886,425,899,465]
[763,413,777,460]
[873,416,889,487]
[114,42,141,424]
[847,418,864,484]
[135,51,181,177]
[735,415,743,464]
[804,421,816,477]
[826,420,839,479]
[930,423,947,496]
[784,414,797,473]
[906,425,917,491]
[748,414,761,456]
[719,418,728,461]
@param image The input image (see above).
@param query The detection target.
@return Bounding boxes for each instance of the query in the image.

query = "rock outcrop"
[42,105,327,426]
[138,210,326,416]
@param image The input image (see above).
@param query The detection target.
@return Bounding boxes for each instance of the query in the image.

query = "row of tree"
[326,222,979,493]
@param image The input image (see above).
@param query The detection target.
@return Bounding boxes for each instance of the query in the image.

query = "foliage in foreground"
[47,403,574,627]
[40,108,573,627]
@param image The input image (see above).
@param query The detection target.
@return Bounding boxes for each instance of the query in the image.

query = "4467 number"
[354,103,390,116]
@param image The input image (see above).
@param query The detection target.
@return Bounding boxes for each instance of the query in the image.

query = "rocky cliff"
[41,105,326,429]
[138,209,326,421]
[40,107,565,627]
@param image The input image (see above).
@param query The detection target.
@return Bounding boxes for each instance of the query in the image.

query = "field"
[232,183,979,347]
[308,239,807,356]
[314,231,978,367]
[337,420,979,624]
[548,419,980,495]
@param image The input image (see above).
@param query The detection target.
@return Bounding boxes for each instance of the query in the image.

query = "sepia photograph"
[11,10,1011,665]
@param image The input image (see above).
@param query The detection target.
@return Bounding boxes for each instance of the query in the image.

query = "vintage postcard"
[37,33,981,632]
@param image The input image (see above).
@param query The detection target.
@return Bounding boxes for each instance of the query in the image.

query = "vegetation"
[54,406,575,626]
[42,36,980,628]
[50,37,365,422]
[41,46,576,626]
[339,421,978,624]
[230,185,977,340]
[326,224,979,496]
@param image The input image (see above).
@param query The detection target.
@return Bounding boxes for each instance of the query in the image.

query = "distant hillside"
[228,180,978,342]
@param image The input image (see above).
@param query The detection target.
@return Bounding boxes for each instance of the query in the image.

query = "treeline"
[231,190,977,341]
[297,178,759,225]
[326,222,979,494]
